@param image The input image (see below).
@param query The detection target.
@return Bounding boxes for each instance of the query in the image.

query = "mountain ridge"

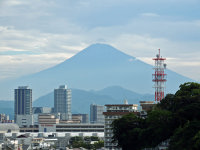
[33,86,154,114]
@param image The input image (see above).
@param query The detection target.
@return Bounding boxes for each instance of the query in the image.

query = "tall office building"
[90,104,104,124]
[54,85,72,120]
[14,86,32,121]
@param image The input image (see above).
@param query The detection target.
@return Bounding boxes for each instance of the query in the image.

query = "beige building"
[38,114,59,132]
[103,103,138,150]
[38,114,59,125]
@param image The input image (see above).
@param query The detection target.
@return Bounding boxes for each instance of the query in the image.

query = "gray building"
[54,85,72,120]
[90,104,104,124]
[16,115,33,127]
[14,86,32,122]
[72,114,89,123]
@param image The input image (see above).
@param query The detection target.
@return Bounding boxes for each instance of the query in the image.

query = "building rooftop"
[105,104,138,107]
[0,123,19,132]
[140,101,154,104]
[18,86,29,89]
[103,112,139,115]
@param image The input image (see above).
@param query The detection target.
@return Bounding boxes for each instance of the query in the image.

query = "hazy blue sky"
[0,0,200,81]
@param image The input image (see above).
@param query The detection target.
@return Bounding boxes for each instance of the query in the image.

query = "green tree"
[112,82,200,150]
[112,113,146,150]
[69,136,103,150]
[142,109,174,148]
[169,121,200,150]
[69,136,84,148]
[93,140,104,149]
[175,82,200,97]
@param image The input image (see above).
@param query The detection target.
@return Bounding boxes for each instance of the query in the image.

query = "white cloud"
[141,13,160,17]
[0,0,200,82]
[0,53,73,80]
[0,22,200,81]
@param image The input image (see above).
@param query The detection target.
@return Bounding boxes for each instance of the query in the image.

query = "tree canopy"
[112,82,200,150]
[69,136,104,149]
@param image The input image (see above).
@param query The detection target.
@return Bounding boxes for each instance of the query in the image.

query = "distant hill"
[33,86,154,114]
[94,86,142,100]
[0,43,193,100]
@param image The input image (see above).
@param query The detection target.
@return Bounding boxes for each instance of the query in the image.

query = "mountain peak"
[69,43,135,64]
[86,43,114,49]
[79,43,123,54]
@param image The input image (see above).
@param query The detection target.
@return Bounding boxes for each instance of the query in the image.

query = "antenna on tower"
[152,49,167,102]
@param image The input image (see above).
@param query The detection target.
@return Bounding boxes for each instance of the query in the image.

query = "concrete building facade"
[38,123,104,133]
[54,85,72,120]
[56,123,104,132]
[90,104,104,124]
[38,114,59,132]
[38,114,59,125]
[16,115,33,127]
[0,124,19,133]
[103,103,138,150]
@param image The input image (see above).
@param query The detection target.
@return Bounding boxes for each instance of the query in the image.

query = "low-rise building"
[1,132,104,150]
[38,114,59,125]
[0,123,19,133]
[56,123,104,132]
[16,114,33,127]
[72,114,89,123]
[38,114,59,132]
[140,101,155,112]
[39,123,104,133]
[19,125,39,132]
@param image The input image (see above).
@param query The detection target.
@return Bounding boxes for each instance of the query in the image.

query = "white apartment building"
[103,103,138,150]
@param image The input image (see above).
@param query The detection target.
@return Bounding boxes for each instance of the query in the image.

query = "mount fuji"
[0,43,193,100]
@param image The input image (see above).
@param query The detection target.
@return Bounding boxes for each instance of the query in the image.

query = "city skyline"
[0,0,200,81]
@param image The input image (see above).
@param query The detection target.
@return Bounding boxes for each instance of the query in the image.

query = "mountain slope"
[0,43,193,100]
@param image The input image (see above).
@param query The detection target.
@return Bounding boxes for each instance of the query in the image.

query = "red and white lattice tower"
[152,49,167,102]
